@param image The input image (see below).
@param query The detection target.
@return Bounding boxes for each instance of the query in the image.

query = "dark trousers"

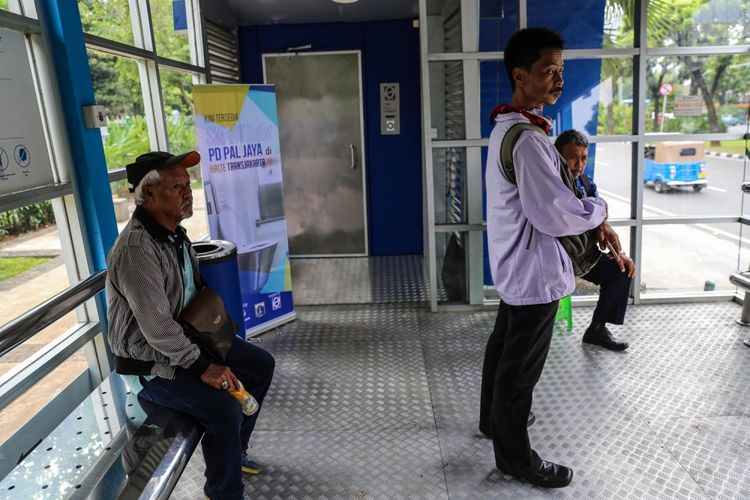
[581,255,631,325]
[139,338,275,500]
[479,300,558,474]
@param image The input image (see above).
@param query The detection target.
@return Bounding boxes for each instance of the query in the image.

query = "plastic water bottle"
[227,381,259,416]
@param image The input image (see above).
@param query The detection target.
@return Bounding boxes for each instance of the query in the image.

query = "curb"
[706,150,746,159]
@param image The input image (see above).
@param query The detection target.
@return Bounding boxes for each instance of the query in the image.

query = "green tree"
[674,0,750,140]
[78,1,199,166]
[602,0,750,139]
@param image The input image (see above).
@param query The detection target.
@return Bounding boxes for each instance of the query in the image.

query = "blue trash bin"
[192,240,244,338]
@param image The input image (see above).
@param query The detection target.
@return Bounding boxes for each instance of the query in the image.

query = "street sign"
[659,83,673,96]
[674,95,703,117]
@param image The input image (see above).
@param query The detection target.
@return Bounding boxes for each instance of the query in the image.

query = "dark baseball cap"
[126,150,201,192]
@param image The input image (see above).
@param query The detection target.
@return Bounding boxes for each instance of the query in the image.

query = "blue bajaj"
[644,141,707,193]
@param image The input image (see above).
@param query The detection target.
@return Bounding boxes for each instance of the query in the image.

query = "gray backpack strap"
[496,121,600,276]
[498,122,548,185]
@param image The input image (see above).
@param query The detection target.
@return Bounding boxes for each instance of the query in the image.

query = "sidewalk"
[706,149,748,160]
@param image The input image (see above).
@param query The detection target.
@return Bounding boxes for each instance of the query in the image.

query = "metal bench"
[0,272,203,498]
[729,271,750,326]
[730,180,750,326]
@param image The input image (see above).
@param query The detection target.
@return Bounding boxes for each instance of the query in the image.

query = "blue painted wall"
[238,20,423,256]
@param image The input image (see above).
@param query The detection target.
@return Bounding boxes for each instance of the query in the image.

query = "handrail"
[0,270,107,358]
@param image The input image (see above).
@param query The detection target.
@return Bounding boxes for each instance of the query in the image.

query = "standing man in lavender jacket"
[478,28,621,488]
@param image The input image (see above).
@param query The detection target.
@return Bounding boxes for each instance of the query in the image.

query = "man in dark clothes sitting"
[555,129,635,351]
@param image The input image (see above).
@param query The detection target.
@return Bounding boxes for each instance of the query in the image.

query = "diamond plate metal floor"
[172,301,750,499]
[289,256,451,305]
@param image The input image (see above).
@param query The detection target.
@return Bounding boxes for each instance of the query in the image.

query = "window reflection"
[109,178,208,241]
[647,0,750,47]
[645,55,750,135]
[150,0,192,63]
[88,50,150,169]
[642,223,739,294]
[0,201,69,326]
[77,0,135,45]
[643,141,742,217]
[437,231,468,303]
[585,142,632,220]
[480,59,634,139]
[433,148,467,225]
[527,0,634,49]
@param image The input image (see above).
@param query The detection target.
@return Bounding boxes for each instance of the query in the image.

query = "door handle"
[350,144,357,170]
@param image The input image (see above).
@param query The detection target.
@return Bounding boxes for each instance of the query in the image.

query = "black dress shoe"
[744,338,750,348]
[520,460,573,488]
[582,324,629,351]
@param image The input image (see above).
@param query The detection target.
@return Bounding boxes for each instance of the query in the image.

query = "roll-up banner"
[194,84,295,337]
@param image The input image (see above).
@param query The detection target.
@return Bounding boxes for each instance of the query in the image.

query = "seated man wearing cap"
[105,151,275,500]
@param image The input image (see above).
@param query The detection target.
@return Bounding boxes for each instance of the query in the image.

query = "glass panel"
[436,230,468,304]
[88,51,150,169]
[479,59,634,138]
[648,0,750,47]
[150,0,191,63]
[109,175,208,241]
[645,55,750,134]
[426,0,463,53]
[478,1,518,52]
[429,61,465,141]
[0,344,87,446]
[0,200,71,328]
[109,177,132,233]
[158,67,206,240]
[583,142,633,220]
[77,0,135,45]
[480,60,510,138]
[740,136,750,220]
[547,59,633,136]
[160,68,197,157]
[433,147,467,224]
[528,0,634,49]
[641,223,739,294]
[643,140,741,216]
[737,222,750,276]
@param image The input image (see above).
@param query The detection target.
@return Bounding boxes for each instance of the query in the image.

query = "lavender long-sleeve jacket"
[485,111,607,305]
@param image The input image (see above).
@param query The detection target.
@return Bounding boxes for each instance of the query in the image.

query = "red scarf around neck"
[489,104,552,135]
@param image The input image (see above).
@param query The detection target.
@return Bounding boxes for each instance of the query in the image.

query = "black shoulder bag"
[179,287,238,361]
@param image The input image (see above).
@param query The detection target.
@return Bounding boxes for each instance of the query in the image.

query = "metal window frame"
[0,7,39,33]
[420,0,750,310]
[82,0,210,178]
[0,0,210,471]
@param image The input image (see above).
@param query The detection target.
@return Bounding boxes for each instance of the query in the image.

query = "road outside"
[593,142,749,294]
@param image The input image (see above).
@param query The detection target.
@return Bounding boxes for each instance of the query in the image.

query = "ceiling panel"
[225,0,419,25]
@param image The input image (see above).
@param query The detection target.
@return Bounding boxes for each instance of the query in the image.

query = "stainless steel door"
[264,51,367,256]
